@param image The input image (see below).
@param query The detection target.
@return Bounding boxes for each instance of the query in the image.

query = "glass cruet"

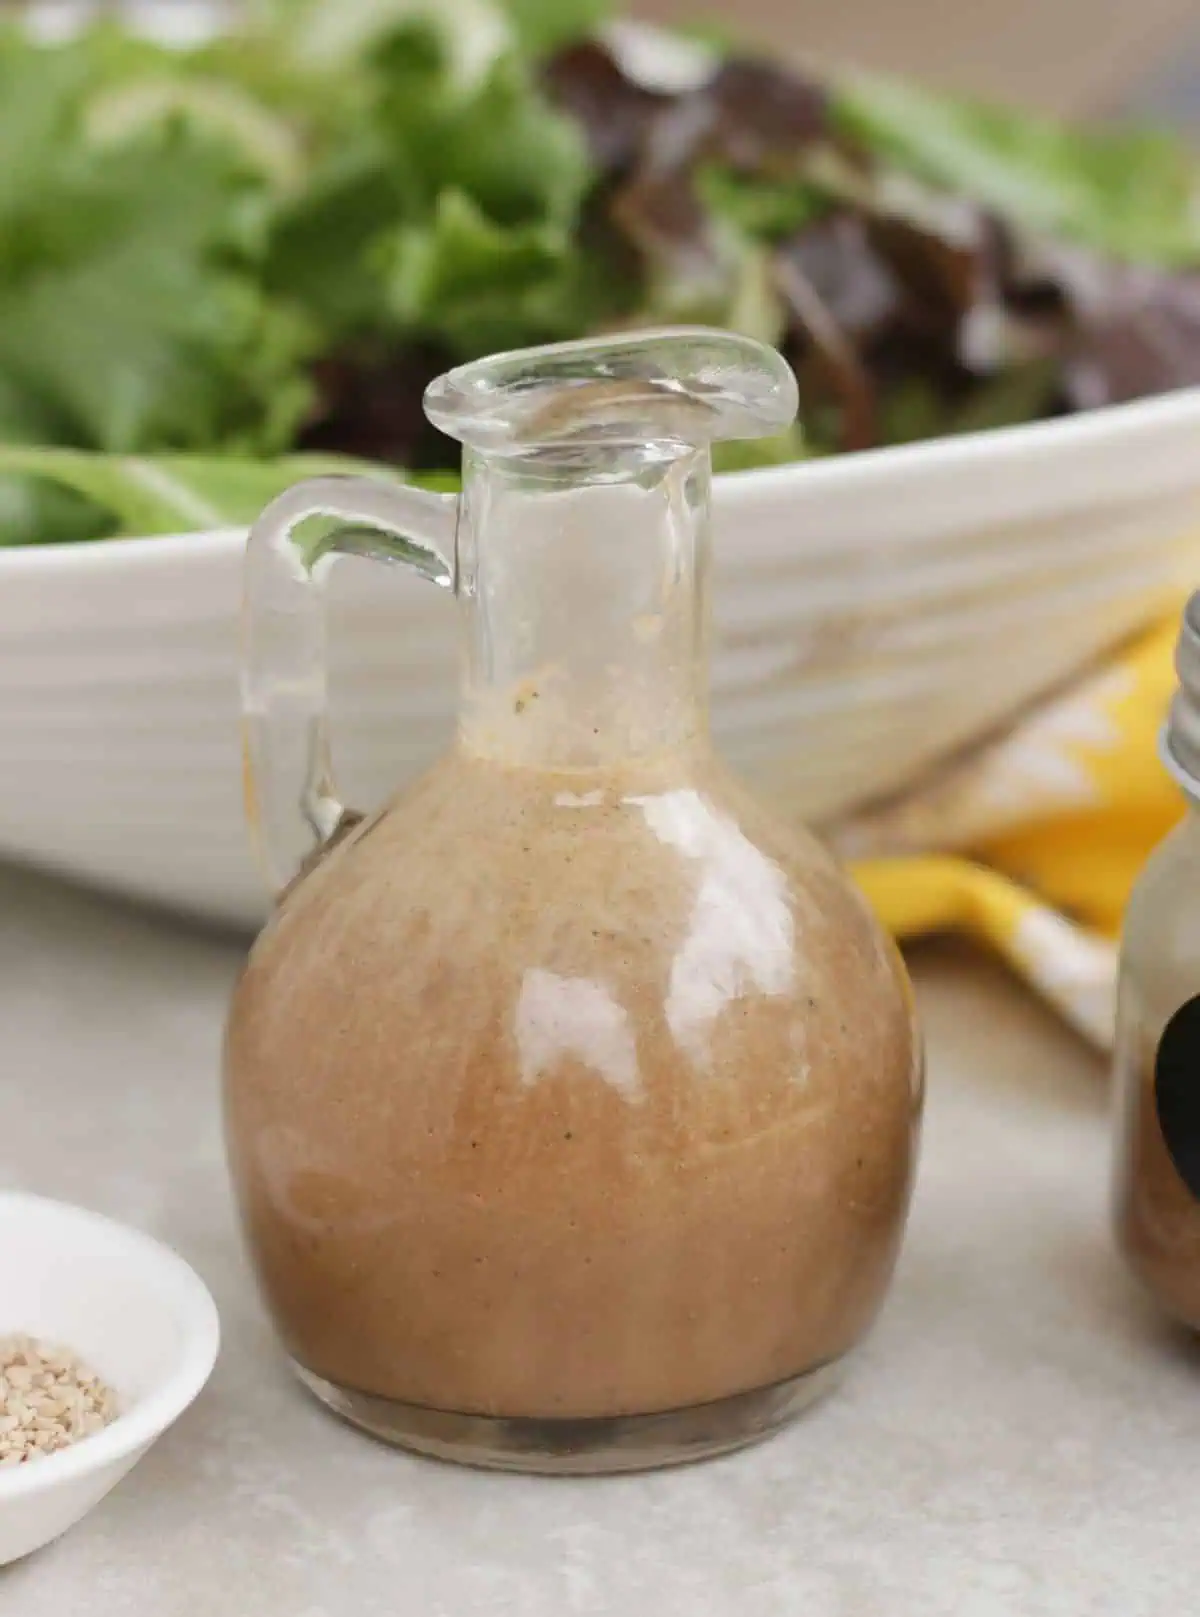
[225,327,924,1474]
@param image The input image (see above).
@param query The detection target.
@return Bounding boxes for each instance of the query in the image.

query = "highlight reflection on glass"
[516,967,642,1100]
[637,788,795,1068]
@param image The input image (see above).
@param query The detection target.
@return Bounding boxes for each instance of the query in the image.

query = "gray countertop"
[2,862,1198,1617]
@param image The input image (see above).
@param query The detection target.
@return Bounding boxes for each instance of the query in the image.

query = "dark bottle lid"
[1155,995,1200,1201]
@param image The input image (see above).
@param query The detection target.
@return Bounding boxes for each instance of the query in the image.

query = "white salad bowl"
[4,11,1200,927]
[0,1193,219,1566]
[3,389,1200,928]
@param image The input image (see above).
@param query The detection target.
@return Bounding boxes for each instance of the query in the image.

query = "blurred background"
[7,0,1200,113]
[637,0,1200,115]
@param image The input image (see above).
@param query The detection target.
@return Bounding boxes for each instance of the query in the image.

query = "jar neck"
[1164,590,1200,803]
[453,444,712,770]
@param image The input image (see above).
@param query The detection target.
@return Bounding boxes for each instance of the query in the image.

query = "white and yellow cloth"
[840,613,1183,1046]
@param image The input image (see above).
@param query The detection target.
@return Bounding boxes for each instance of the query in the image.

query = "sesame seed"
[0,1336,118,1466]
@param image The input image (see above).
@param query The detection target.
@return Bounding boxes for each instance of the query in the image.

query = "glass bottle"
[1114,591,1200,1329]
[224,328,923,1472]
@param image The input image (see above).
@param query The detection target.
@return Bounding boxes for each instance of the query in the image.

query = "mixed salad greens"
[4,0,1200,543]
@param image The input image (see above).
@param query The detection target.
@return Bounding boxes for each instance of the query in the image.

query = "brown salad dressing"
[225,330,923,1469]
[226,750,920,1421]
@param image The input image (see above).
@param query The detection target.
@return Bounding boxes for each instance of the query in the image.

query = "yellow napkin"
[839,614,1183,1046]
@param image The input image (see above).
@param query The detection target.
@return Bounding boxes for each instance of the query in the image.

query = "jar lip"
[1164,589,1200,800]
[423,327,799,455]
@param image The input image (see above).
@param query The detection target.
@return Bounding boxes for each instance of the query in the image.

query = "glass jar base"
[291,1358,844,1475]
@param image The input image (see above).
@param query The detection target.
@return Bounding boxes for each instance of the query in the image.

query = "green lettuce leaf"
[696,165,829,242]
[0,369,110,545]
[838,71,1200,266]
[259,0,608,76]
[0,28,314,457]
[712,423,809,473]
[375,35,591,227]
[267,0,511,83]
[380,188,611,354]
[0,445,454,541]
[499,0,611,55]
[83,73,306,197]
[265,137,413,334]
[264,16,594,345]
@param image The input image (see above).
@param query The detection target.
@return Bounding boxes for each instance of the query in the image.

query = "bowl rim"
[4,381,1200,576]
[0,1191,220,1501]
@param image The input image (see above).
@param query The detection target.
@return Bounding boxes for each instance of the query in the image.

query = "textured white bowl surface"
[4,387,1200,926]
[4,15,1200,924]
[0,1193,219,1566]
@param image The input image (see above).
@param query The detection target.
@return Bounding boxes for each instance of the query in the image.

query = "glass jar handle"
[242,475,458,895]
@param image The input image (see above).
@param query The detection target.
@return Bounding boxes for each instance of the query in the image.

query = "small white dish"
[0,1192,219,1566]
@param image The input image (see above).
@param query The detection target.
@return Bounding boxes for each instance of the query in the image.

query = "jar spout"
[423,327,799,464]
